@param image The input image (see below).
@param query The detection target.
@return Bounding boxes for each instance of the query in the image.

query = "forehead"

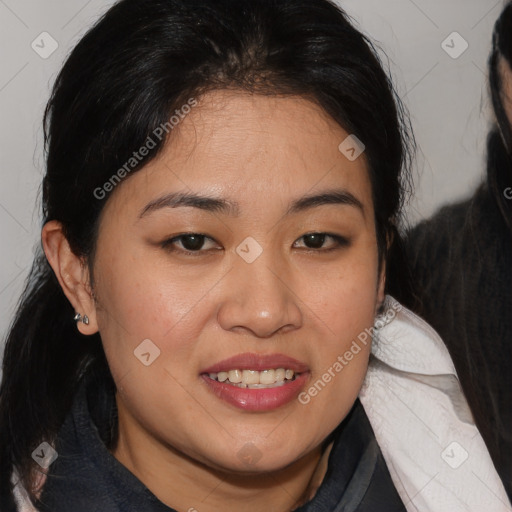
[105,90,373,217]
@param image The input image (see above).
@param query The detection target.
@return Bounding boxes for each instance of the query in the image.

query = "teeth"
[275,368,285,382]
[260,369,275,385]
[207,367,298,387]
[242,370,260,385]
[228,369,242,383]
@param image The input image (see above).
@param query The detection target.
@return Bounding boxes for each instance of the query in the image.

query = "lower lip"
[201,373,309,412]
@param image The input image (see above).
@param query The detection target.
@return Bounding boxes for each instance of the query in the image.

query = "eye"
[293,233,350,251]
[161,233,221,254]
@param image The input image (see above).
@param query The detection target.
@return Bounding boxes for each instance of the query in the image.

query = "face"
[91,90,384,474]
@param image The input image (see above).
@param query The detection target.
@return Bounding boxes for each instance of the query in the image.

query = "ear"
[41,220,98,335]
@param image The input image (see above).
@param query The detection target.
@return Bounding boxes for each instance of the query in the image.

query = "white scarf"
[359,296,511,511]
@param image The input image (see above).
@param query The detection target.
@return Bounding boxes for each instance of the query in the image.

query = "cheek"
[299,250,378,412]
[92,251,216,384]
[92,262,215,443]
[307,249,380,334]
[310,277,375,386]
[300,302,373,436]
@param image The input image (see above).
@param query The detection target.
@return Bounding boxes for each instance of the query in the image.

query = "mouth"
[200,353,310,411]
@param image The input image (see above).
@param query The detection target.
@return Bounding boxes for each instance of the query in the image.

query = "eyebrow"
[138,189,364,219]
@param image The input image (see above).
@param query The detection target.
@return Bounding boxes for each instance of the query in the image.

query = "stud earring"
[74,313,89,325]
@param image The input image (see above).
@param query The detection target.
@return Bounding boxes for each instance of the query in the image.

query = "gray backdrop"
[0,0,506,351]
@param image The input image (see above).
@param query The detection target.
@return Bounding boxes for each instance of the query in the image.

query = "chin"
[198,440,311,476]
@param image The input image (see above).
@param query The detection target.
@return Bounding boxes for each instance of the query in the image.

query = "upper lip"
[201,352,309,374]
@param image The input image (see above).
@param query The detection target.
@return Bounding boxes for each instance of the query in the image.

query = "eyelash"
[160,232,350,256]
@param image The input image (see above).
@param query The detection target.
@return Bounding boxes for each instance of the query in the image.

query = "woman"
[0,0,508,511]
[404,1,512,501]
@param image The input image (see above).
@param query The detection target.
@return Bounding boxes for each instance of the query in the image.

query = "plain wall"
[0,0,505,351]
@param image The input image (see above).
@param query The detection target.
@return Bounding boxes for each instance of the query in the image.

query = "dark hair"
[488,0,512,232]
[0,0,414,507]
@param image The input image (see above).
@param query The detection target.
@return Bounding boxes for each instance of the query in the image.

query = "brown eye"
[161,233,221,254]
[303,233,326,249]
[178,234,207,251]
[293,233,350,251]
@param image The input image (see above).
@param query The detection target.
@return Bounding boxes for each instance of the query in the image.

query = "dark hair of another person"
[0,0,415,507]
[488,0,512,232]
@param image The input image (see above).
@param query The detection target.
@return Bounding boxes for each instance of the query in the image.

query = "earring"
[74,313,89,325]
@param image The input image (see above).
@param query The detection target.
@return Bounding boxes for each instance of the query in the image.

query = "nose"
[216,253,303,338]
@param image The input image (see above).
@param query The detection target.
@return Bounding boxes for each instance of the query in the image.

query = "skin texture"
[42,91,385,512]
